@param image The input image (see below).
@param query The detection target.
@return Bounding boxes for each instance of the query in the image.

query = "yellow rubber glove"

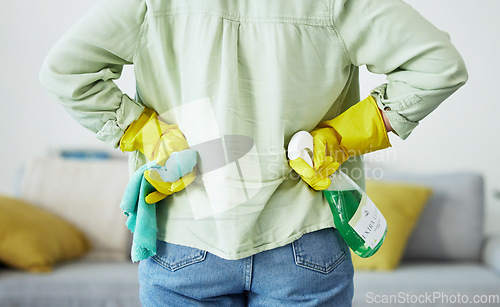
[120,108,196,203]
[289,95,391,190]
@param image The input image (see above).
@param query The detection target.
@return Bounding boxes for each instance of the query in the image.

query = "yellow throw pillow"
[351,180,432,270]
[0,195,91,273]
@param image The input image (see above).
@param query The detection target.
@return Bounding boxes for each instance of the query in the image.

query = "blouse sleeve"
[39,0,147,146]
[332,0,468,139]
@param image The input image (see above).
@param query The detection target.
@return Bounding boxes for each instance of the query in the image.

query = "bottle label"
[348,194,387,249]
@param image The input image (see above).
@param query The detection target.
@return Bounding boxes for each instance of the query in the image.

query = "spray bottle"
[288,131,387,258]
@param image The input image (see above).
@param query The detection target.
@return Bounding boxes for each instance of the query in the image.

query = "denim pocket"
[152,240,207,272]
[292,228,348,274]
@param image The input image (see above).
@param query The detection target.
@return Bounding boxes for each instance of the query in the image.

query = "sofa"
[0,157,141,307]
[0,157,499,307]
[353,169,500,307]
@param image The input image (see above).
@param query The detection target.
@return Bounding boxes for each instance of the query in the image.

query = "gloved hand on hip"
[120,108,197,203]
[289,95,391,190]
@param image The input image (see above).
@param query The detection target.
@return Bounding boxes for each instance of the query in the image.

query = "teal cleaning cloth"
[120,149,197,262]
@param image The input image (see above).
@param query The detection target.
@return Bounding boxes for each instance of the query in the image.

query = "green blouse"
[40,0,467,259]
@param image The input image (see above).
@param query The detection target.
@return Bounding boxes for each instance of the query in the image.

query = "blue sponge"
[149,149,198,182]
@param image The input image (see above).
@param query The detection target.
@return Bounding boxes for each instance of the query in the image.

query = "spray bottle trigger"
[287,131,314,167]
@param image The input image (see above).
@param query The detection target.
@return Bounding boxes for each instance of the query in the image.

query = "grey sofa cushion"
[375,171,484,261]
[0,259,140,307]
[353,262,500,307]
[483,235,500,274]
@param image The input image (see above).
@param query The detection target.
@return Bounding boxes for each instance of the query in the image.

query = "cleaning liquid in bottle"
[288,131,387,258]
[324,170,387,258]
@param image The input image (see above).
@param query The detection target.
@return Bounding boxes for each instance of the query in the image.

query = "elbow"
[39,55,59,97]
[444,49,468,90]
[38,53,90,101]
[451,56,468,89]
[39,46,79,100]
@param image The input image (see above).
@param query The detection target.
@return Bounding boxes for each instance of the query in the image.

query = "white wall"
[0,0,133,194]
[1,1,499,233]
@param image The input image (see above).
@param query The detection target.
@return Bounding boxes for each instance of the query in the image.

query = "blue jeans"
[138,228,354,306]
